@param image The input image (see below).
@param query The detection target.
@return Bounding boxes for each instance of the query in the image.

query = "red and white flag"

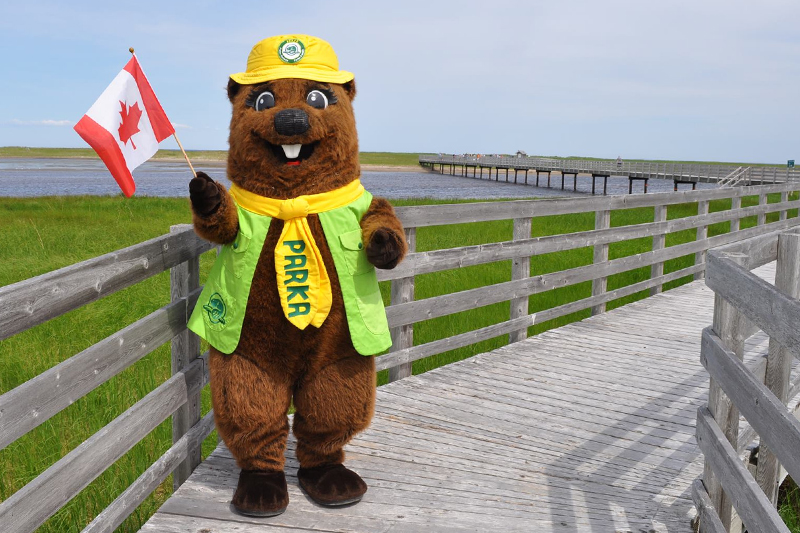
[74,55,174,197]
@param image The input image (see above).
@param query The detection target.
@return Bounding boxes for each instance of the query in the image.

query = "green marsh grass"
[1,192,799,532]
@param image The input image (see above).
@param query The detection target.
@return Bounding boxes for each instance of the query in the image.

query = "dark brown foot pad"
[231,469,289,517]
[297,464,367,506]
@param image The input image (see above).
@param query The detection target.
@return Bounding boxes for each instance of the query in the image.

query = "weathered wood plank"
[701,328,800,489]
[695,406,790,533]
[650,204,666,296]
[169,227,202,490]
[0,226,213,341]
[388,227,416,382]
[509,217,531,342]
[706,247,800,356]
[0,288,201,450]
[392,182,797,228]
[756,231,800,504]
[690,478,728,533]
[376,315,535,372]
[591,209,610,314]
[695,199,709,280]
[82,411,215,533]
[0,356,206,533]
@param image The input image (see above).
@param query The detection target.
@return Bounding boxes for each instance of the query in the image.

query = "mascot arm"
[189,172,239,245]
[360,197,407,270]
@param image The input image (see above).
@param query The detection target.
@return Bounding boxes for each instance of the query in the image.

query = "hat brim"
[230,66,354,85]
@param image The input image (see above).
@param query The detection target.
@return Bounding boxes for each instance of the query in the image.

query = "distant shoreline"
[0,147,424,173]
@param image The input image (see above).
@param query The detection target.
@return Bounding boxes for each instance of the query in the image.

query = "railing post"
[509,218,532,343]
[388,227,416,382]
[755,230,800,504]
[779,191,788,221]
[591,209,610,315]
[704,252,749,532]
[650,204,666,295]
[730,196,741,233]
[170,225,202,490]
[758,193,768,226]
[695,200,709,280]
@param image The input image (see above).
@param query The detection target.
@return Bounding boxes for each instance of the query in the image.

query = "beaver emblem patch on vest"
[203,292,227,325]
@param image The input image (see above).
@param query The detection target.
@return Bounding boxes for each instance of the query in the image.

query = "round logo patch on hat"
[277,38,306,64]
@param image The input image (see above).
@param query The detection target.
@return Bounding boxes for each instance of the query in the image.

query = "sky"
[1,0,798,164]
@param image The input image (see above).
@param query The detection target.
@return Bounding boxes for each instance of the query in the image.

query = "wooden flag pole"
[172,133,197,178]
[128,47,196,178]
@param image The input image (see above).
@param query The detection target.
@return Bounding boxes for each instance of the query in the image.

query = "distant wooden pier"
[420,155,800,195]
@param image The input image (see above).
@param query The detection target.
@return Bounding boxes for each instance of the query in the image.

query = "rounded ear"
[227,78,241,102]
[342,79,356,101]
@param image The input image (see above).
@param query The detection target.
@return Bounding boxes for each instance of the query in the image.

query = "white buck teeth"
[282,144,302,159]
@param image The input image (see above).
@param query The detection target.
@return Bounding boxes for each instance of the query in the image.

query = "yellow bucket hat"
[230,34,354,85]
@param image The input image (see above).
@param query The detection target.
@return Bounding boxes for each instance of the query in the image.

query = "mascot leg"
[293,353,375,506]
[209,347,292,517]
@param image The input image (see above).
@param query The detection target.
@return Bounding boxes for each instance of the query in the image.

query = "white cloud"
[9,119,72,126]
[173,123,191,129]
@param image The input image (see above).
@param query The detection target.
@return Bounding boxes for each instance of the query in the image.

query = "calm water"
[0,158,718,199]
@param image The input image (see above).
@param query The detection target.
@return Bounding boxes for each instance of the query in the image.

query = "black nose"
[274,109,309,136]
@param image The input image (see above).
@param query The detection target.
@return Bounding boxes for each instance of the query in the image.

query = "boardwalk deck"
[142,263,780,533]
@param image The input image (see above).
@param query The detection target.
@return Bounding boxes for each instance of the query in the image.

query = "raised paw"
[189,171,222,217]
[365,228,404,270]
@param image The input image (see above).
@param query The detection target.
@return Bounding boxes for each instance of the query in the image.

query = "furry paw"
[365,228,404,269]
[231,470,288,517]
[297,464,367,506]
[189,171,222,217]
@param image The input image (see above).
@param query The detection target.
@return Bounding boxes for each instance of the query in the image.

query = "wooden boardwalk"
[141,263,778,533]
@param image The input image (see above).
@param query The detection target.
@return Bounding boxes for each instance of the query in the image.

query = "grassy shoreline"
[1,146,791,168]
[0,147,425,167]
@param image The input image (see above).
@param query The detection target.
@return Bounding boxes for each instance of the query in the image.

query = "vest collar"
[229,180,365,220]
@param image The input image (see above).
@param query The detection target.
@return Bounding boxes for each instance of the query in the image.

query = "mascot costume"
[187,34,407,517]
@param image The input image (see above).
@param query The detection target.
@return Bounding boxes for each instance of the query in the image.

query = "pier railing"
[1,182,799,531]
[420,154,800,184]
[379,182,800,380]
[0,226,216,533]
[693,228,800,533]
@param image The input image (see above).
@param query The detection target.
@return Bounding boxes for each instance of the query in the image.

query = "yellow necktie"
[229,181,365,330]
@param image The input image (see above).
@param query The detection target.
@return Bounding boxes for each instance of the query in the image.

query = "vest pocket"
[338,229,372,275]
[223,230,251,278]
[352,270,390,335]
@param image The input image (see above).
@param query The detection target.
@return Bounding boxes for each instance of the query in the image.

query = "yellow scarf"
[229,180,365,330]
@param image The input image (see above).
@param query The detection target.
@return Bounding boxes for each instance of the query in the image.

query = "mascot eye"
[306,90,329,109]
[254,91,275,111]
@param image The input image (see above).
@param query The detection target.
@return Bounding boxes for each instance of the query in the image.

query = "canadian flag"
[74,55,174,197]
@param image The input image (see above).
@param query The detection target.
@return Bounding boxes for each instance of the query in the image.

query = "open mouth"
[264,140,317,166]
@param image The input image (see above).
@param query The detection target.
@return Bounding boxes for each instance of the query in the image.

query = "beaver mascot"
[186,34,407,517]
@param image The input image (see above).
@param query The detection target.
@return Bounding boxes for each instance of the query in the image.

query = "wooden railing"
[379,182,800,380]
[693,228,800,533]
[420,155,800,184]
[0,182,799,531]
[0,226,216,533]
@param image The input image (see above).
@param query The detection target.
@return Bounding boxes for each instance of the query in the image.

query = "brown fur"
[191,74,405,477]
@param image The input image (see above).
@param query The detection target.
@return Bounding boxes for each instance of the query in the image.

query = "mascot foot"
[297,464,367,506]
[231,470,288,517]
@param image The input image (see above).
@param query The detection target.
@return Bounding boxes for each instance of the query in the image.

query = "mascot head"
[226,34,359,198]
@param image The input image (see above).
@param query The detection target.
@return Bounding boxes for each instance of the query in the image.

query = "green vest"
[187,190,392,356]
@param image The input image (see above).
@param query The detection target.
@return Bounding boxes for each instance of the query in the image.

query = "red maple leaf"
[118,100,142,149]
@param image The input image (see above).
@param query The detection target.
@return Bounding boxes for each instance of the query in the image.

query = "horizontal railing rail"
[694,228,800,532]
